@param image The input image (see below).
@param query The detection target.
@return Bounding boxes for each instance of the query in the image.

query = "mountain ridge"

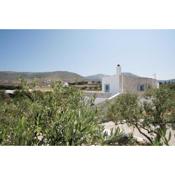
[0,71,85,84]
[0,70,174,85]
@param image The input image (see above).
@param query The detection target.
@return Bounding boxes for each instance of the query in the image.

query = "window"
[105,84,110,92]
[137,84,145,91]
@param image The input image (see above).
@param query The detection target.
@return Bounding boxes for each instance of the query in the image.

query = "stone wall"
[122,75,158,95]
[83,91,112,98]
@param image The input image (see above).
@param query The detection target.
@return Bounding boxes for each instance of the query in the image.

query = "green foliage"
[106,87,175,145]
[142,87,175,145]
[102,128,137,146]
[1,80,174,146]
[0,81,103,145]
[160,82,175,91]
[107,93,141,124]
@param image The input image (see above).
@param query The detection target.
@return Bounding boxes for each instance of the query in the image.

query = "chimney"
[116,64,122,93]
[116,64,121,76]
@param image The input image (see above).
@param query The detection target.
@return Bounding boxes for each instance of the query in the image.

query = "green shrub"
[0,81,103,146]
[106,88,175,145]
[107,93,141,123]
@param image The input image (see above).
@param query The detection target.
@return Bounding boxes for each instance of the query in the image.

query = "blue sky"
[0,30,174,80]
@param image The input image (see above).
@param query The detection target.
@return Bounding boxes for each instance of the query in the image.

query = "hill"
[0,71,85,85]
[86,72,139,82]
[122,72,139,77]
[85,74,108,81]
[1,70,174,87]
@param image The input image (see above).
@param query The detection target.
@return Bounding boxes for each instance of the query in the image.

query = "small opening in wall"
[140,85,145,91]
[137,84,145,91]
[105,84,110,92]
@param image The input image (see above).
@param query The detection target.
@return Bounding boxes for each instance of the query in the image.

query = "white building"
[102,64,159,96]
[102,64,122,95]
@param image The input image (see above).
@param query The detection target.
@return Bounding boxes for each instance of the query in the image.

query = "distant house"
[63,81,69,87]
[5,90,15,95]
[102,65,159,96]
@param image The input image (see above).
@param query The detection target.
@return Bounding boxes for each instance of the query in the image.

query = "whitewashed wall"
[102,75,120,95]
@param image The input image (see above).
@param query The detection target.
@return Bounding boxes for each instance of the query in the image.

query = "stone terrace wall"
[122,75,158,95]
[83,91,112,98]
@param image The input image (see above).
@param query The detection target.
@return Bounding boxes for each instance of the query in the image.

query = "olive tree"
[0,81,103,146]
[142,87,175,145]
[107,87,175,145]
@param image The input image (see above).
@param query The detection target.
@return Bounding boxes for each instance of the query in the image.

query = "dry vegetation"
[0,80,175,146]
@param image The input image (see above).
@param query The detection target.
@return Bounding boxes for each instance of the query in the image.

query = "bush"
[106,88,175,145]
[107,93,141,123]
[0,81,103,145]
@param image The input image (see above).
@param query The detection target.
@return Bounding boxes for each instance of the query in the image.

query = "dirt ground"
[103,121,175,145]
